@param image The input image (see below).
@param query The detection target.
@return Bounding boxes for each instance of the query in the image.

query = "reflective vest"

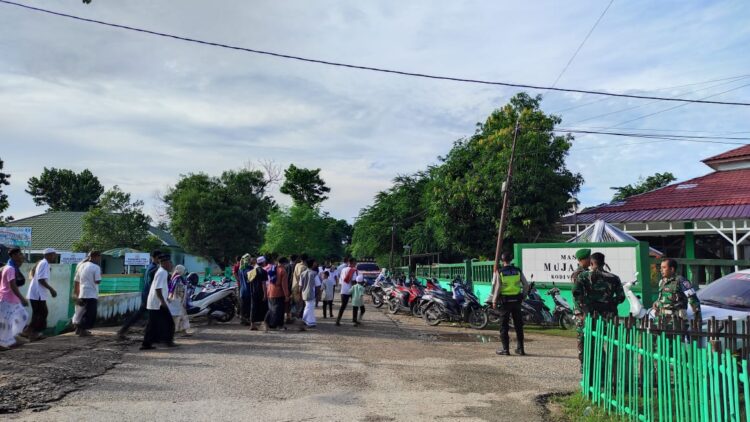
[499,267,522,296]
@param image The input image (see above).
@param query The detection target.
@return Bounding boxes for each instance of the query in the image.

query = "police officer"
[572,251,625,367]
[652,258,701,320]
[571,248,592,366]
[491,252,530,356]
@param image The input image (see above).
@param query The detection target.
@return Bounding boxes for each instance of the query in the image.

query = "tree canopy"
[261,204,351,260]
[279,164,331,207]
[74,186,161,252]
[351,92,583,263]
[26,168,104,212]
[611,172,676,202]
[0,157,10,225]
[164,169,275,264]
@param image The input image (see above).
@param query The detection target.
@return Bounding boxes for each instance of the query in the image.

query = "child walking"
[321,271,335,319]
[351,274,366,326]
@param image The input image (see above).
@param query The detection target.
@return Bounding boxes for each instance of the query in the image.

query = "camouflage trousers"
[575,309,617,371]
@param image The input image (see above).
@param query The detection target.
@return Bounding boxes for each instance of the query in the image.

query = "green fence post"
[464,259,472,284]
[685,222,695,280]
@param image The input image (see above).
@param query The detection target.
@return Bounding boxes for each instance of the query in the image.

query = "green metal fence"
[582,316,750,421]
[99,275,143,294]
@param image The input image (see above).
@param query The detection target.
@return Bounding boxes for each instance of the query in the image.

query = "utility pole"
[493,117,521,273]
[389,222,395,273]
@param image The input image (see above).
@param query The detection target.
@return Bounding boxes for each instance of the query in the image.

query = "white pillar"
[733,222,739,272]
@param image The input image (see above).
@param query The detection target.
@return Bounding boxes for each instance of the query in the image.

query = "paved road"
[10,302,579,422]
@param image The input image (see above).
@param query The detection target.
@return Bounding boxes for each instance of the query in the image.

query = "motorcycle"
[487,281,558,328]
[186,273,238,323]
[387,280,425,316]
[422,277,488,329]
[547,283,575,329]
[370,278,396,308]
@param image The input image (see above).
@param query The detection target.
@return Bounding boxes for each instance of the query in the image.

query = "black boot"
[496,349,510,356]
[515,345,526,356]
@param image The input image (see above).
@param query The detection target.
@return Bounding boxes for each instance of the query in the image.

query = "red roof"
[576,168,750,220]
[703,145,750,164]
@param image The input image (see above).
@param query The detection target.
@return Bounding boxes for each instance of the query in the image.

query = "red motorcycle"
[387,280,425,316]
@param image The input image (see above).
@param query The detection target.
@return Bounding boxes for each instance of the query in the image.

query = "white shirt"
[77,262,102,299]
[147,267,169,310]
[323,278,335,301]
[334,263,347,282]
[28,259,51,301]
[339,267,358,296]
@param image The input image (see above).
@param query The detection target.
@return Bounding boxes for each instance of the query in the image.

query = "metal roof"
[562,205,750,224]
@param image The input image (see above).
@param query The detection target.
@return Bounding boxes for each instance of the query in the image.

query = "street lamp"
[568,197,579,241]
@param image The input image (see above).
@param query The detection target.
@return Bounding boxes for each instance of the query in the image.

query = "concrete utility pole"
[389,222,395,273]
[493,117,521,273]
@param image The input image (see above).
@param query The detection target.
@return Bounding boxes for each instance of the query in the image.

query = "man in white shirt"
[335,258,358,326]
[24,248,58,341]
[74,251,102,337]
[141,255,177,350]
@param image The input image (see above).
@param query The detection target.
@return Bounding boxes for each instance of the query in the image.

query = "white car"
[687,269,750,321]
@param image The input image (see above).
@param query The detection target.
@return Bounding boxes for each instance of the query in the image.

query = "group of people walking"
[232,254,368,332]
[0,247,103,349]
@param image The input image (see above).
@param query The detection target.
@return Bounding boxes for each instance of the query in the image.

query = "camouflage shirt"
[572,268,625,312]
[655,275,701,314]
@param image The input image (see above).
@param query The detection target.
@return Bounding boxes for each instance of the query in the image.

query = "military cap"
[575,249,592,260]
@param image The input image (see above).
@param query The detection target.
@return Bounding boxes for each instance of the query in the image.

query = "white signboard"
[124,253,150,266]
[0,227,32,247]
[521,246,638,283]
[60,252,87,265]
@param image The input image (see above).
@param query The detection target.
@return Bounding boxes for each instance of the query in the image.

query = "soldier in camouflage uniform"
[572,251,626,368]
[652,258,701,320]
[571,248,592,368]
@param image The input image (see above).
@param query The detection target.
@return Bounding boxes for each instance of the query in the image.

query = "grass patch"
[548,393,626,422]
[524,326,578,338]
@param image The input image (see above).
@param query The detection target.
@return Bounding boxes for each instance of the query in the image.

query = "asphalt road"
[9,302,579,422]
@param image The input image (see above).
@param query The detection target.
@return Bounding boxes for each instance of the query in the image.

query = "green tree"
[0,157,10,224]
[26,168,104,211]
[426,92,583,256]
[164,169,274,263]
[279,164,331,207]
[351,173,437,266]
[261,204,351,260]
[74,186,161,252]
[611,172,676,202]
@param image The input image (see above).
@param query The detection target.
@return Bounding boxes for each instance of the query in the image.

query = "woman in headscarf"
[246,257,268,331]
[237,254,253,326]
[168,265,191,337]
[0,248,30,349]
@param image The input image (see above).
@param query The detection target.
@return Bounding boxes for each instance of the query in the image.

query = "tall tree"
[74,186,161,252]
[0,157,10,224]
[26,168,104,211]
[611,172,676,202]
[351,173,437,266]
[279,164,331,207]
[426,92,583,257]
[164,169,275,263]
[261,205,351,260]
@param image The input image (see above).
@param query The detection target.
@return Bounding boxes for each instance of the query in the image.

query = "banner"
[0,227,32,247]
[516,243,642,284]
[60,252,87,265]
[124,253,150,266]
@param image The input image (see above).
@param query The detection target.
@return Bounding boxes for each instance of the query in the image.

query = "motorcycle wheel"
[486,307,501,324]
[423,307,442,326]
[388,298,399,314]
[559,313,576,330]
[216,298,236,323]
[372,293,384,308]
[412,303,423,318]
[468,308,489,330]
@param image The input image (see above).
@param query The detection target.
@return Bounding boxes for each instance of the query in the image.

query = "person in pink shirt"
[0,248,30,349]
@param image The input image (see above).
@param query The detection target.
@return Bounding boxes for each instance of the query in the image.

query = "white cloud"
[1,0,749,223]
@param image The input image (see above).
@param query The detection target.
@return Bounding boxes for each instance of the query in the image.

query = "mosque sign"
[0,227,32,248]
[514,242,651,285]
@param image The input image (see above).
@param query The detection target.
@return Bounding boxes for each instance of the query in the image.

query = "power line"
[551,73,750,114]
[553,129,749,145]
[3,0,750,107]
[548,0,615,89]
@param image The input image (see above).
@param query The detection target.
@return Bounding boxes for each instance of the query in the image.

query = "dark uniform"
[654,275,701,319]
[491,265,529,355]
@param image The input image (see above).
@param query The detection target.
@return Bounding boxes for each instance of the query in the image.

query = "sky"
[1,0,749,224]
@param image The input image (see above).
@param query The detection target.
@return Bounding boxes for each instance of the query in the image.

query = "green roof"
[8,211,86,251]
[7,212,183,251]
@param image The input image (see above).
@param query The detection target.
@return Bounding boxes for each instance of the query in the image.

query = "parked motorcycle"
[387,280,425,315]
[370,278,396,308]
[186,273,238,323]
[487,281,558,328]
[547,283,575,329]
[422,277,488,329]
